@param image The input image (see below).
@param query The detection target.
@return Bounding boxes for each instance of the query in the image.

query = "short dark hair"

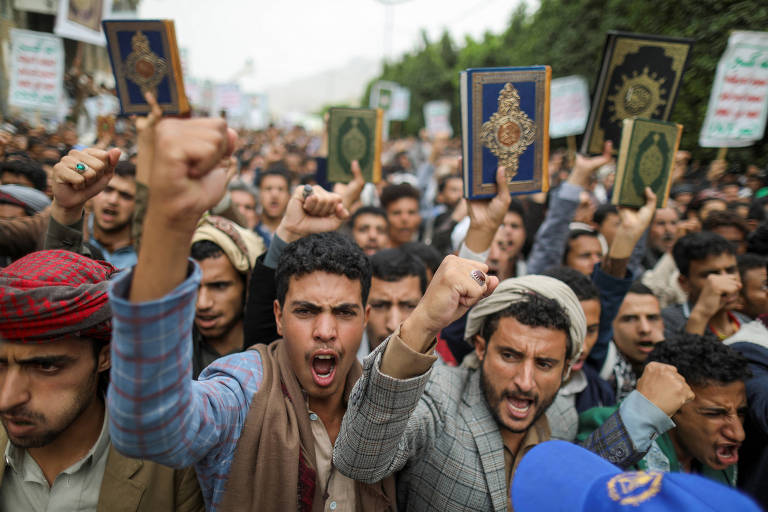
[540,266,598,301]
[737,253,767,282]
[562,228,599,264]
[0,158,47,191]
[673,232,736,277]
[401,241,443,276]
[257,168,291,188]
[190,240,224,261]
[276,232,371,306]
[370,248,427,293]
[437,174,462,194]
[647,333,751,388]
[508,198,526,223]
[628,280,655,296]
[747,197,768,222]
[114,161,136,179]
[702,210,749,238]
[349,206,387,229]
[746,221,768,255]
[480,293,572,359]
[380,183,420,210]
[594,204,619,227]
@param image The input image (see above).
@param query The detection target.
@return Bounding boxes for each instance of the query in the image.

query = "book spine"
[374,108,383,183]
[460,71,469,197]
[542,66,551,193]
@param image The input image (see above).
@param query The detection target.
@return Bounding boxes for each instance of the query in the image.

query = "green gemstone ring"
[75,162,87,174]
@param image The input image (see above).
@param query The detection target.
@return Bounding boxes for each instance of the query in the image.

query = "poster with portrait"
[54,0,113,46]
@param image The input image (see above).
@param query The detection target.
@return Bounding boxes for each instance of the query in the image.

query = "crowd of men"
[0,97,766,512]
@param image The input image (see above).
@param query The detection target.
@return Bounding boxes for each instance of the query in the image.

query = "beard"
[479,356,557,435]
[1,370,98,448]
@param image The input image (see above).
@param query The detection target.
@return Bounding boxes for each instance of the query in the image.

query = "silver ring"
[302,184,313,199]
[75,162,88,174]
[471,270,486,286]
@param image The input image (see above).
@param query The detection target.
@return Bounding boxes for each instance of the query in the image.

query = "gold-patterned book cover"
[460,66,550,199]
[102,19,190,115]
[327,108,383,183]
[612,117,683,209]
[582,31,693,155]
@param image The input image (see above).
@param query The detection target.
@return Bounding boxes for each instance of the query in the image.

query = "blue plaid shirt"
[107,261,264,511]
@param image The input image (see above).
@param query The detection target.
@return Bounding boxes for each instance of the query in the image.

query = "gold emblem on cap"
[480,82,535,184]
[123,31,169,98]
[607,471,663,505]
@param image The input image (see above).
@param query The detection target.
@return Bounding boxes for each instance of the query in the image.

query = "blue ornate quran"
[103,19,189,115]
[460,66,550,199]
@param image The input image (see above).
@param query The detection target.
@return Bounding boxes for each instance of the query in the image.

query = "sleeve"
[578,391,674,469]
[333,335,441,484]
[107,261,262,468]
[0,209,48,259]
[131,181,149,253]
[586,264,634,371]
[526,182,582,275]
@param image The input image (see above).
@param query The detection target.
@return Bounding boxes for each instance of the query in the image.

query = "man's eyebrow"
[332,303,362,313]
[290,301,322,311]
[3,355,76,365]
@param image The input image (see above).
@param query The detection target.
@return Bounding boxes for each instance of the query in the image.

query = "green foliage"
[363,0,768,166]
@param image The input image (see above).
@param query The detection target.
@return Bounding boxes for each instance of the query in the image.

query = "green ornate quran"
[327,107,383,184]
[612,117,683,209]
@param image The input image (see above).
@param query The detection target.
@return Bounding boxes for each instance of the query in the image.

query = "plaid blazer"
[334,341,640,512]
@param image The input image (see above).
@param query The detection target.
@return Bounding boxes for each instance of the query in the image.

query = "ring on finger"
[302,184,313,199]
[471,270,486,286]
[75,162,88,174]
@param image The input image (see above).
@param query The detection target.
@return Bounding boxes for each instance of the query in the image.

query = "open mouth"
[311,353,337,387]
[506,396,533,419]
[715,444,739,466]
[195,315,219,330]
[637,340,656,353]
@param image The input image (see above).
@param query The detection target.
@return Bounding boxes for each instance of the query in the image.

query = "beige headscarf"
[192,215,265,273]
[464,275,586,377]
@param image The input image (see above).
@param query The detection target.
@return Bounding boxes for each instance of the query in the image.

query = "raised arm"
[334,255,498,482]
[527,142,612,275]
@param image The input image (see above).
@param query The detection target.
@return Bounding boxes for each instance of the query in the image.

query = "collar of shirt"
[5,409,111,483]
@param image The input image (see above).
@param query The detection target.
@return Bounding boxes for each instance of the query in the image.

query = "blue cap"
[512,441,761,512]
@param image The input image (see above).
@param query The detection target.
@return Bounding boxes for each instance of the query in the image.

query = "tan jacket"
[0,429,204,512]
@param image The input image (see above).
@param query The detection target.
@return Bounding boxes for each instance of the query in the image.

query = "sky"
[139,0,533,91]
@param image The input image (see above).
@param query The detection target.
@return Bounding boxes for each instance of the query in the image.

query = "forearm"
[334,339,435,483]
[526,183,581,275]
[684,308,710,335]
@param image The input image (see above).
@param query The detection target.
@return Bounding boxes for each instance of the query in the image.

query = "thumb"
[225,128,238,157]
[107,148,122,167]
[495,166,508,194]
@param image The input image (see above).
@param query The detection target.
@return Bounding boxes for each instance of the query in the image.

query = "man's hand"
[134,91,163,185]
[465,165,511,253]
[399,255,499,352]
[567,141,613,189]
[686,274,742,334]
[636,362,695,417]
[51,147,122,225]
[332,160,365,210]
[275,185,349,243]
[146,118,237,233]
[608,187,657,260]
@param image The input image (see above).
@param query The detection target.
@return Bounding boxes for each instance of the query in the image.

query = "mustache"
[0,406,45,424]
[502,390,538,403]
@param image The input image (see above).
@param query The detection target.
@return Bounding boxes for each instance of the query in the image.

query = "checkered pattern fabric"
[0,249,116,342]
[108,261,264,511]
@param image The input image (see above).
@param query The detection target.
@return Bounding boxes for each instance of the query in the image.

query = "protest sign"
[54,0,112,46]
[700,30,768,148]
[423,100,452,137]
[549,75,590,138]
[370,81,410,121]
[9,29,64,112]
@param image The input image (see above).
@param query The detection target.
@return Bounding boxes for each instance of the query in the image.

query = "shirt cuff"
[558,182,583,202]
[619,390,676,452]
[264,234,288,269]
[379,325,437,379]
[458,242,489,263]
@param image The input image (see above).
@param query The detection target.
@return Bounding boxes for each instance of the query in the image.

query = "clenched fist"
[636,362,695,417]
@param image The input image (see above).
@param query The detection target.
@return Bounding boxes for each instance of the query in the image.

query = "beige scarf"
[219,341,396,512]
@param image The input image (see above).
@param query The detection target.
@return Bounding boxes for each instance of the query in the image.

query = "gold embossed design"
[606,471,663,506]
[123,31,169,97]
[479,83,536,183]
[607,67,667,122]
[341,119,368,163]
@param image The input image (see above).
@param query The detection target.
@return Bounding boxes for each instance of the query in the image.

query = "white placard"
[14,0,57,15]
[423,100,452,137]
[54,0,112,46]
[370,80,410,121]
[700,30,768,148]
[549,75,590,138]
[9,29,64,112]
[213,83,243,117]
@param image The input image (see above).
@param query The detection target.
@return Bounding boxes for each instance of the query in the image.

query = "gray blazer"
[334,341,516,512]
